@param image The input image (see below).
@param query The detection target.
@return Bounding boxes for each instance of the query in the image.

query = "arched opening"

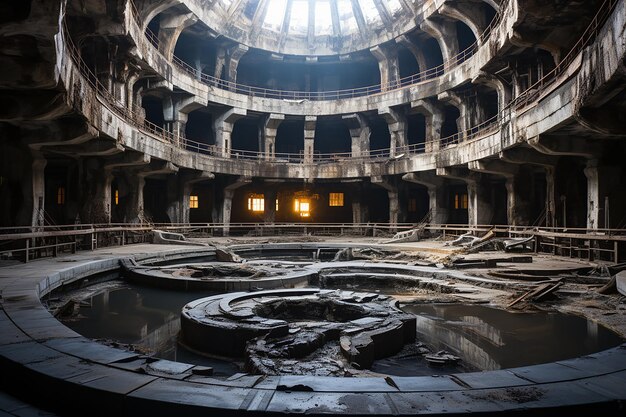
[231,118,260,153]
[448,183,468,224]
[144,178,170,223]
[422,37,444,72]
[185,109,214,146]
[314,117,351,155]
[407,113,426,150]
[189,183,213,223]
[276,120,304,155]
[368,116,392,153]
[141,95,165,130]
[555,157,587,228]
[398,46,420,79]
[456,21,477,54]
[441,105,461,145]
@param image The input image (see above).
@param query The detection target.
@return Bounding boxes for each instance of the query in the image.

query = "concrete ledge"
[0,244,625,415]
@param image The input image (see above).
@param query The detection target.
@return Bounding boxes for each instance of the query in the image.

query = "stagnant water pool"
[56,281,623,377]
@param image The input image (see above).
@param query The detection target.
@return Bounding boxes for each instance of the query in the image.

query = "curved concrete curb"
[1,244,625,416]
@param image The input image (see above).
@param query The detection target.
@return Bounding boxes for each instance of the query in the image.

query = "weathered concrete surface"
[0,243,625,416]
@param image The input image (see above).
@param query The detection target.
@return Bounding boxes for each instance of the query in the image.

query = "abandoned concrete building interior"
[1,0,626,415]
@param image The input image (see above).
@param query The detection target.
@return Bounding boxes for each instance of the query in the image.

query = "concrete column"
[304,116,316,163]
[126,175,146,223]
[263,189,277,224]
[468,160,529,226]
[545,166,556,227]
[218,177,251,236]
[402,173,448,224]
[158,11,198,60]
[126,161,178,223]
[378,107,407,157]
[100,153,151,223]
[370,44,400,90]
[410,99,443,152]
[214,47,226,79]
[500,148,560,227]
[30,154,47,228]
[263,114,285,161]
[372,177,405,231]
[343,113,370,158]
[437,168,491,226]
[214,108,247,158]
[225,44,249,83]
[584,161,620,230]
[166,172,214,224]
[88,168,113,224]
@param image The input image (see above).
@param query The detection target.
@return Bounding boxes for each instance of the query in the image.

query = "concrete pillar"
[500,148,560,227]
[402,173,448,224]
[166,172,214,224]
[225,44,249,83]
[263,114,285,161]
[372,177,405,231]
[219,177,251,236]
[468,160,530,226]
[378,107,407,157]
[370,43,400,90]
[214,108,247,158]
[343,113,370,158]
[584,160,620,230]
[437,168,491,226]
[30,154,47,228]
[263,189,277,224]
[410,99,443,152]
[158,11,198,60]
[214,47,226,79]
[126,161,178,223]
[304,116,316,163]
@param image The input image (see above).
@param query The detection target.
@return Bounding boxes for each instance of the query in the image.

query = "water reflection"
[61,283,623,378]
[402,304,623,371]
[62,283,240,376]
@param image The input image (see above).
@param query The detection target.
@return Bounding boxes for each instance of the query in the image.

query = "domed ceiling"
[198,0,423,56]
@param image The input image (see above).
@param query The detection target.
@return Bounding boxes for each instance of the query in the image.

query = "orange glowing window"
[114,190,119,206]
[248,194,265,212]
[190,195,199,209]
[329,193,344,207]
[57,187,65,205]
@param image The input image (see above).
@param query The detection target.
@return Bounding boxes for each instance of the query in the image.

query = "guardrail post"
[53,237,58,257]
[25,239,29,263]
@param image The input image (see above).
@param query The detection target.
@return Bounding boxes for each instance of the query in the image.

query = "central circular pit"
[181,289,416,376]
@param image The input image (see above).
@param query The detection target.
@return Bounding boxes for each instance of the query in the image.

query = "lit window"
[190,195,199,209]
[57,187,65,205]
[114,190,119,206]
[329,193,344,207]
[248,194,265,212]
[462,194,469,210]
[294,198,311,217]
[454,194,459,210]
[276,199,279,211]
[408,198,417,213]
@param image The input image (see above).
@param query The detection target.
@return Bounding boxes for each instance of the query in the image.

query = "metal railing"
[59,0,619,166]
[129,0,509,101]
[1,222,624,263]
